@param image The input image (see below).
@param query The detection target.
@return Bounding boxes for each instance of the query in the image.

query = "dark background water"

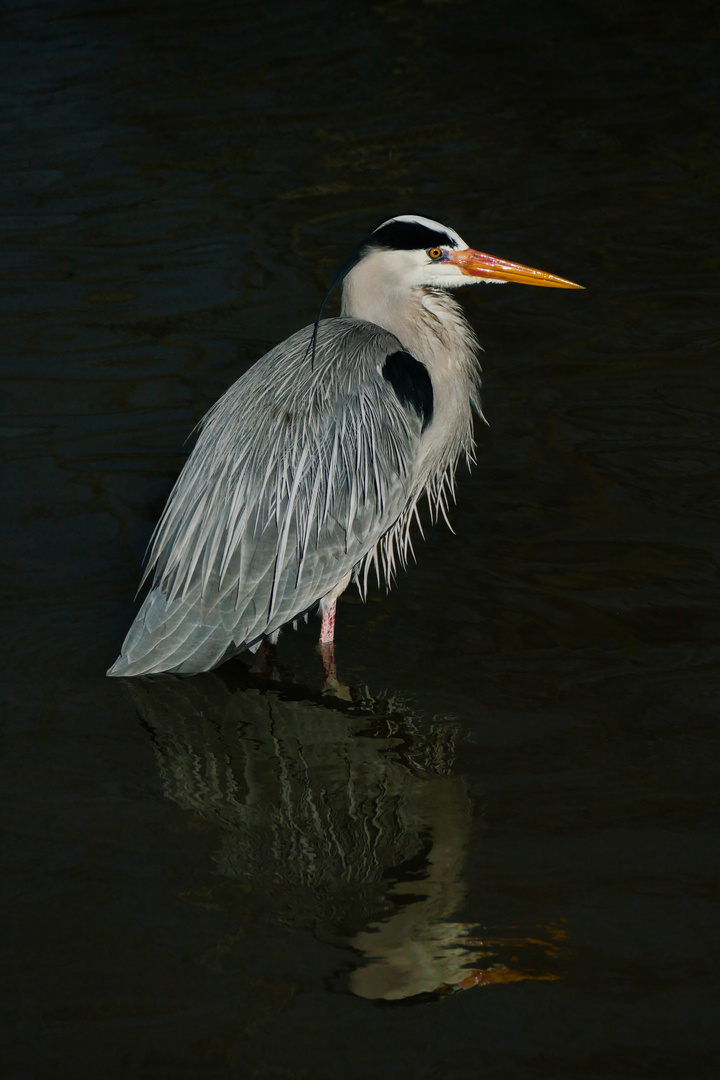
[2,0,719,1075]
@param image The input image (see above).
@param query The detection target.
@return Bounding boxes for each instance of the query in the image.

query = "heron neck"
[345,287,479,401]
[342,278,479,383]
[342,276,482,503]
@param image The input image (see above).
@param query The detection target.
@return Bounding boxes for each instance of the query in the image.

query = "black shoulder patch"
[382,351,434,433]
[370,220,457,252]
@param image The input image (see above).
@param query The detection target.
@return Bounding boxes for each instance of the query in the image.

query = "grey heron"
[108,214,581,677]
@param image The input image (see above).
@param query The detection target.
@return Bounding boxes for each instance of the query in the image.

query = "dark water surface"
[3,0,719,1075]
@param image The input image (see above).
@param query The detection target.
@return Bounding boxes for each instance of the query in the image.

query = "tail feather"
[107,586,245,676]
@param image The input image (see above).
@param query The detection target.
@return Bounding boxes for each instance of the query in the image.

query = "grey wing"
[108,319,427,676]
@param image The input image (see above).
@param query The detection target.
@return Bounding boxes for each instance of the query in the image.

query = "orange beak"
[446,248,583,289]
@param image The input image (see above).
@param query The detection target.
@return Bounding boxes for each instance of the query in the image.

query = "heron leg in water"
[319,640,351,700]
[318,641,337,681]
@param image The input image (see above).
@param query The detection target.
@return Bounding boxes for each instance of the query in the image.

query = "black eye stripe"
[370,220,457,252]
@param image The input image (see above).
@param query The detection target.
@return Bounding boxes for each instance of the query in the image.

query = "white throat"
[341,248,483,498]
[341,248,479,380]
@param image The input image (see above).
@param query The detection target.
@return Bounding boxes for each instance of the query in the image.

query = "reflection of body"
[350,775,475,1000]
[349,774,563,999]
[129,674,564,1000]
[130,673,460,934]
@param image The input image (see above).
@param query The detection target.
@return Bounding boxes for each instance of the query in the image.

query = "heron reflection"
[128,671,563,999]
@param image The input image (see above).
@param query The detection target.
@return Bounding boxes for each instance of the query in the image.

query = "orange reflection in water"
[351,918,568,1000]
[436,921,568,995]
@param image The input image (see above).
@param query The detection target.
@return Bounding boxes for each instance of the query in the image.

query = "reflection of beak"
[446,248,583,289]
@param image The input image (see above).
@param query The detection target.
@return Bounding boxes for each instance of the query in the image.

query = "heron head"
[358,214,582,291]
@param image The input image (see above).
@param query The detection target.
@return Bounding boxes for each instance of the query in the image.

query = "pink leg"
[319,599,336,645]
[317,602,350,697]
[319,599,338,685]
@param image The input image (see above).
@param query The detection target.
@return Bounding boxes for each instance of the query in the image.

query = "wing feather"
[108,318,426,676]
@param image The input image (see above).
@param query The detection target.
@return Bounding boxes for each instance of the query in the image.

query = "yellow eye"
[428,247,443,260]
